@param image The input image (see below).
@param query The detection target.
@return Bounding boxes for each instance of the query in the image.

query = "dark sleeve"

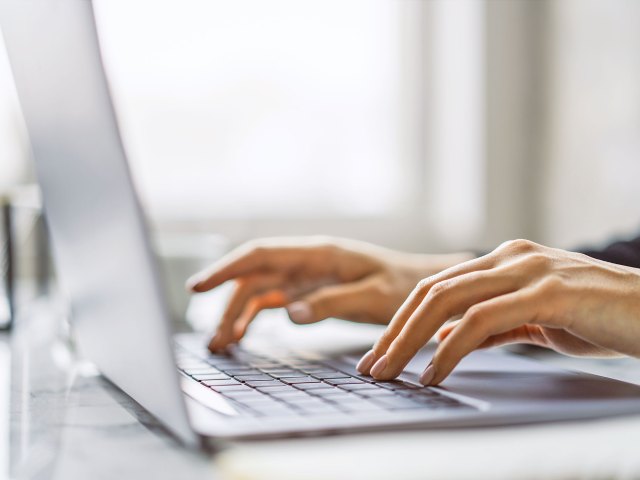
[579,234,640,269]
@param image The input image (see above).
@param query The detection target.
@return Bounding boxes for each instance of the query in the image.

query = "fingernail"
[370,355,388,378]
[356,349,377,374]
[286,301,313,324]
[420,363,436,385]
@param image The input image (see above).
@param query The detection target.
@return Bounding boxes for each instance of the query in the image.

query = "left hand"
[356,239,640,386]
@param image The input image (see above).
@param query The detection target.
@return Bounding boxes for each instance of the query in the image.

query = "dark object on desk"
[1,197,14,330]
[581,233,640,269]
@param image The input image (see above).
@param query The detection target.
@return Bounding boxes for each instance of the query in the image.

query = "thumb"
[285,280,374,325]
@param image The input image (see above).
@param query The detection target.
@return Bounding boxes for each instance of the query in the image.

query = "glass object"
[0,194,12,329]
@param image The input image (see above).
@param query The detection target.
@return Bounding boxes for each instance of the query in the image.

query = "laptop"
[3,0,640,449]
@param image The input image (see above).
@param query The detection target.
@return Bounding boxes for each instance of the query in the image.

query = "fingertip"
[369,355,389,379]
[207,337,219,353]
[185,276,202,292]
[208,333,227,353]
[356,349,377,375]
[188,274,214,293]
[286,301,314,324]
[419,363,436,385]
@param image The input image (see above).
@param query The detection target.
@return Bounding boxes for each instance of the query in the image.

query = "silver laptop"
[3,0,640,448]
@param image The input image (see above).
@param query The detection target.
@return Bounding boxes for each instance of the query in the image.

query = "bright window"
[94,0,407,220]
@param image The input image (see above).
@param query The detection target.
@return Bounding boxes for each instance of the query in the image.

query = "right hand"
[186,236,473,352]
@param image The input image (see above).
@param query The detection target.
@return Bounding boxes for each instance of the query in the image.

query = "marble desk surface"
[5,299,640,480]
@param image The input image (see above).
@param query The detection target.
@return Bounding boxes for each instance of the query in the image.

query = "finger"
[187,245,284,292]
[232,290,289,340]
[286,277,382,325]
[435,322,457,343]
[189,241,330,292]
[424,289,538,385]
[370,265,526,380]
[210,272,286,351]
[359,255,496,374]
[437,319,546,348]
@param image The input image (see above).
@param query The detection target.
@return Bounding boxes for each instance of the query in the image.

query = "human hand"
[356,239,640,386]
[186,236,473,352]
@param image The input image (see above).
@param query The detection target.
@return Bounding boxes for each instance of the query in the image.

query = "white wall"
[541,0,640,249]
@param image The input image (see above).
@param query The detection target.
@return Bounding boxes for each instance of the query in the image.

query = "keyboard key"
[294,383,335,391]
[267,370,308,379]
[211,362,246,370]
[286,362,322,369]
[312,372,351,380]
[223,368,262,376]
[269,389,310,397]
[282,376,321,384]
[249,362,285,369]
[338,384,380,391]
[234,374,274,382]
[192,373,233,381]
[188,372,228,380]
[374,380,418,391]
[201,378,241,387]
[182,367,222,375]
[357,389,398,398]
[244,379,281,388]
[209,384,254,393]
[255,385,296,393]
[325,378,366,386]
[374,381,409,391]
[397,381,420,389]
[298,368,335,375]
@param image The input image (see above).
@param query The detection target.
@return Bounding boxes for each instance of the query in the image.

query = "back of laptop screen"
[0,0,197,445]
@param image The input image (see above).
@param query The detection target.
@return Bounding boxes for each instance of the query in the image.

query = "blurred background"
[2,0,640,292]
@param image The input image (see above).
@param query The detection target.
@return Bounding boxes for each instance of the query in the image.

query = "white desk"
[6,299,640,479]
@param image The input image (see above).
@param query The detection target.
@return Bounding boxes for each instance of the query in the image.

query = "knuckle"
[308,237,339,263]
[426,279,453,301]
[318,242,338,260]
[537,274,565,294]
[499,238,537,254]
[464,305,487,328]
[522,252,552,270]
[240,239,267,258]
[415,278,433,294]
[250,245,268,257]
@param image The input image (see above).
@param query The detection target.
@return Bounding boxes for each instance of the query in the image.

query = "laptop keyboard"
[176,347,471,418]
